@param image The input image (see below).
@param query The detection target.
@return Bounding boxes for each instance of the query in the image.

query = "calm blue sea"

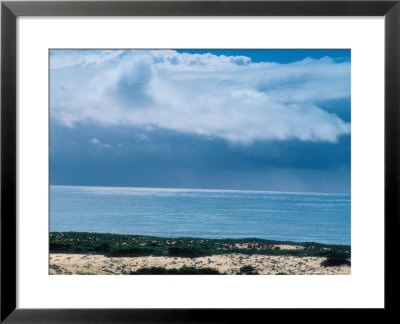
[50,186,351,245]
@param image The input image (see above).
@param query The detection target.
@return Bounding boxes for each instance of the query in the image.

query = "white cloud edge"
[50,50,351,144]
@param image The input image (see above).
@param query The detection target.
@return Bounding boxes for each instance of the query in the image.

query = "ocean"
[49,185,351,245]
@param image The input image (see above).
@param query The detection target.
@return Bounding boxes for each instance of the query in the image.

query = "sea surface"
[50,186,351,245]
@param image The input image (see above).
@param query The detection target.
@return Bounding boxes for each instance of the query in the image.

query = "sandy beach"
[49,232,351,275]
[49,252,350,275]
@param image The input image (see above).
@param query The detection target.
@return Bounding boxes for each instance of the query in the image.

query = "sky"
[49,49,351,193]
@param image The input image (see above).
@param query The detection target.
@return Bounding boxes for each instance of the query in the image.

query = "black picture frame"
[1,0,399,322]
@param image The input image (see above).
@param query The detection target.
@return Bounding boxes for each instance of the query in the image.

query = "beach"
[50,253,350,275]
[49,232,351,275]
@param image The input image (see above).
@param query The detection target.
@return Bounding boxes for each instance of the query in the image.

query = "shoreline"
[50,231,350,249]
[49,232,351,275]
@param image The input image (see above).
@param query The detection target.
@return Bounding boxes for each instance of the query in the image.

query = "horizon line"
[50,184,350,195]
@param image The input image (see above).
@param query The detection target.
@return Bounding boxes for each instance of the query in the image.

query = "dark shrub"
[50,243,71,251]
[239,265,258,275]
[323,250,351,259]
[109,246,157,256]
[94,243,110,252]
[129,267,220,275]
[131,267,169,274]
[198,268,220,275]
[176,267,220,275]
[167,246,206,257]
[321,257,351,267]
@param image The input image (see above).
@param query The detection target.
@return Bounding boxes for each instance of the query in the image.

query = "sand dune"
[49,253,350,275]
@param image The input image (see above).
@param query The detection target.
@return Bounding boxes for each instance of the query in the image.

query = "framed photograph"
[1,0,399,322]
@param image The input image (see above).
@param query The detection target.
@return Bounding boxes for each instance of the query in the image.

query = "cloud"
[50,50,350,144]
[50,50,124,69]
[90,138,111,148]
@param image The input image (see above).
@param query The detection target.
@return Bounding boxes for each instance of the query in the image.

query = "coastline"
[49,232,351,275]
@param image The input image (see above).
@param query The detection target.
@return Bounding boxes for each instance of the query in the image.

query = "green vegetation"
[49,232,351,260]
